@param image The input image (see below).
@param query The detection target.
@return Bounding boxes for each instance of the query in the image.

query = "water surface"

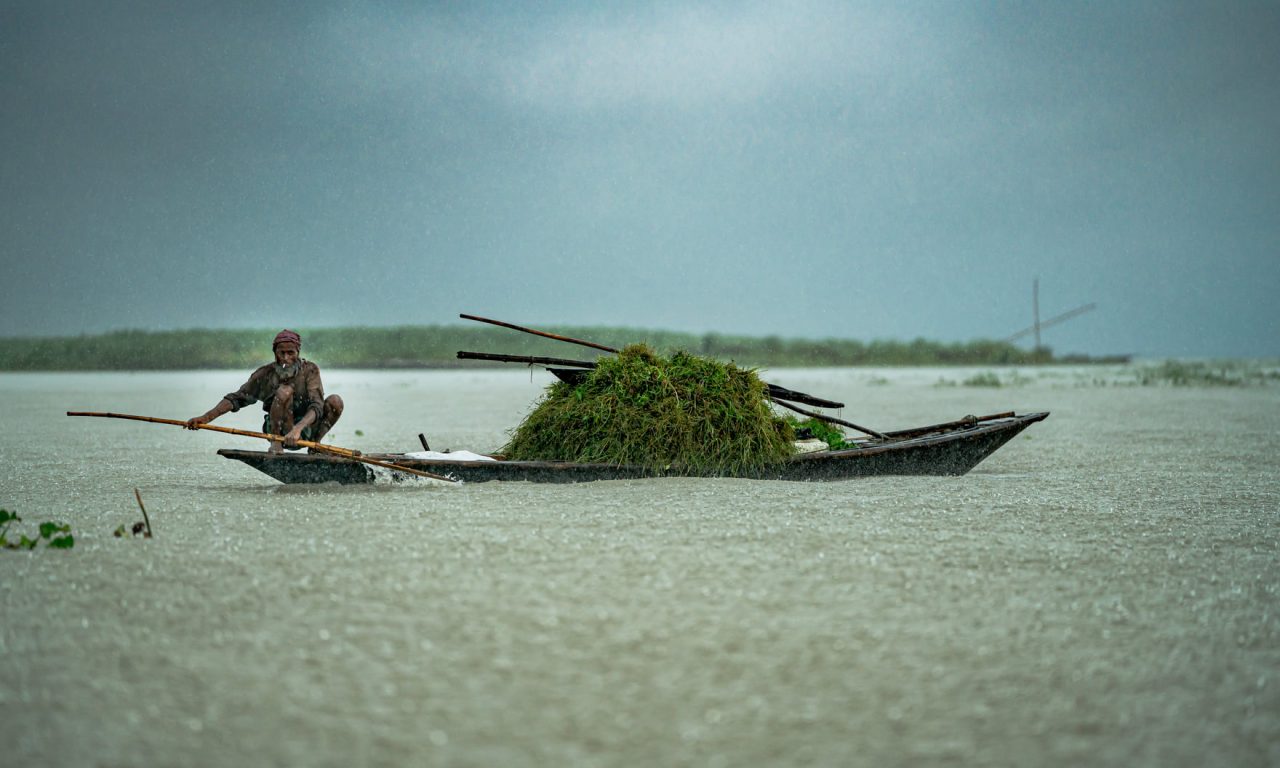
[2,367,1277,766]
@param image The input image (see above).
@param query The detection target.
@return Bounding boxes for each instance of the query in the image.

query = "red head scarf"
[273,329,302,349]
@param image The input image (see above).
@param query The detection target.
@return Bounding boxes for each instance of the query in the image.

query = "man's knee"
[324,394,344,422]
[273,383,295,404]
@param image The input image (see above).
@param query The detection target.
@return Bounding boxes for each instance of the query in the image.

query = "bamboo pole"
[768,398,888,440]
[67,412,458,483]
[882,411,1016,439]
[460,314,618,353]
[457,350,846,409]
[456,350,598,369]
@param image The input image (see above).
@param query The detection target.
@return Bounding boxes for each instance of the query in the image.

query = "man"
[186,329,343,453]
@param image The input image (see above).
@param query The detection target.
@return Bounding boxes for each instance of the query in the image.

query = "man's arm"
[187,367,267,430]
[186,398,234,429]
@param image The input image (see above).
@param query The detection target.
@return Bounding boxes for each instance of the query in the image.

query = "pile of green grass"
[503,345,796,474]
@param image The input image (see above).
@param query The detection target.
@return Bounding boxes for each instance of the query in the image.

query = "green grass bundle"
[503,344,795,473]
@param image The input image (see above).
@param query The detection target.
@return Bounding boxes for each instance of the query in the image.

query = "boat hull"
[216,412,1048,485]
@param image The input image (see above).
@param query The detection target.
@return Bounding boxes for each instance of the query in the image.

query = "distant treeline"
[0,326,1119,371]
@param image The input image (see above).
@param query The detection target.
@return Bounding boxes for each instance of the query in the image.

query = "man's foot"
[268,441,284,455]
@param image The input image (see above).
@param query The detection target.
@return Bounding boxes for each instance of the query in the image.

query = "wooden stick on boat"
[66,412,458,483]
[456,350,847,409]
[768,398,888,440]
[883,411,1016,439]
[457,351,599,369]
[460,314,618,353]
[764,383,845,410]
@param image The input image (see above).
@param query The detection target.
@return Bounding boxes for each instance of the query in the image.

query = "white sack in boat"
[792,439,829,454]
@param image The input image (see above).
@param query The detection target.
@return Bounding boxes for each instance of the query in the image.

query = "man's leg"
[267,384,295,454]
[309,394,344,444]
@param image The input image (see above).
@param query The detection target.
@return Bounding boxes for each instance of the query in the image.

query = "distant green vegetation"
[935,370,1037,388]
[0,325,1089,370]
[1135,360,1280,387]
[962,371,1004,388]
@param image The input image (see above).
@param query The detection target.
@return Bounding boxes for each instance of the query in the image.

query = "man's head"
[273,329,301,371]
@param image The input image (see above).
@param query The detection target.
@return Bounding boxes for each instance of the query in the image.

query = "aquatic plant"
[113,489,153,539]
[503,344,795,473]
[1134,360,1278,387]
[962,371,1003,388]
[789,417,857,450]
[0,509,74,550]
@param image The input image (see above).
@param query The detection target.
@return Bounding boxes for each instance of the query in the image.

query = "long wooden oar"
[456,350,599,369]
[767,398,887,440]
[461,313,618,353]
[66,412,458,483]
[882,411,1015,439]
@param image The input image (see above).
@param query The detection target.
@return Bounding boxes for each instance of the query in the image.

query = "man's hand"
[284,427,304,449]
[187,400,231,430]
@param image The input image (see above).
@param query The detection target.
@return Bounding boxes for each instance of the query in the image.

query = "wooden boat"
[217,411,1048,485]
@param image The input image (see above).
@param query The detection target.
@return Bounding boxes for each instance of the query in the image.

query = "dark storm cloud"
[2,1,1277,357]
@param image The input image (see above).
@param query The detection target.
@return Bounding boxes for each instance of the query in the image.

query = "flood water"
[2,366,1278,767]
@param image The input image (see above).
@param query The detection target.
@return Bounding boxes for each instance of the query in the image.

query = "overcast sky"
[2,1,1277,357]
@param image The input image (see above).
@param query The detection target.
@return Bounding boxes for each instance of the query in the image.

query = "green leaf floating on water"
[39,521,71,539]
[1,509,75,550]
